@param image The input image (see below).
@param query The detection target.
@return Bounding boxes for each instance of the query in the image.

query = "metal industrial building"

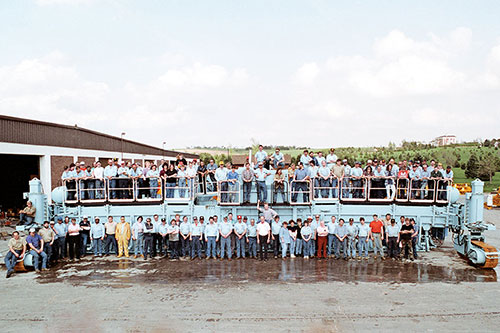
[0,115,197,210]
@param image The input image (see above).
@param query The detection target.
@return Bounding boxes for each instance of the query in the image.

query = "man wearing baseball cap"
[26,227,48,272]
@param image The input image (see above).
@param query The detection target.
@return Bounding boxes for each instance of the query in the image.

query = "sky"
[1,0,500,149]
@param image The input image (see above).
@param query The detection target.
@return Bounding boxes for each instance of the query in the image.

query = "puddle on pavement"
[36,256,497,287]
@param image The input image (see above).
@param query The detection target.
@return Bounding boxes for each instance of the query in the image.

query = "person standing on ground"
[219,216,233,261]
[369,214,385,259]
[90,217,105,257]
[67,218,81,260]
[316,220,329,259]
[279,221,291,259]
[357,217,370,260]
[301,220,313,259]
[256,216,271,261]
[234,217,247,259]
[104,216,117,256]
[38,221,55,267]
[335,219,348,260]
[385,219,400,259]
[53,217,67,261]
[247,218,258,258]
[116,216,131,258]
[79,216,91,257]
[400,218,415,261]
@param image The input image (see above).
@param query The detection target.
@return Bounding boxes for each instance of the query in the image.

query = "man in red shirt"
[369,214,385,259]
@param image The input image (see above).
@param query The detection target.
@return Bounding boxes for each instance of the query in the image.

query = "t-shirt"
[288,225,298,239]
[68,223,81,236]
[80,221,91,236]
[9,237,26,251]
[165,169,177,183]
[400,224,414,240]
[296,226,302,239]
[39,227,55,243]
[369,220,384,233]
[257,222,271,236]
[26,234,43,250]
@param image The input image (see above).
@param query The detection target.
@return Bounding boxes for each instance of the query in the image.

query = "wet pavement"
[36,252,498,288]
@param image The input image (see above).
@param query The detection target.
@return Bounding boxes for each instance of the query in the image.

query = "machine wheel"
[471,241,499,269]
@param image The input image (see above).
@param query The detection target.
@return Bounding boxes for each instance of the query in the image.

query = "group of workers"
[5,199,420,278]
[60,147,454,204]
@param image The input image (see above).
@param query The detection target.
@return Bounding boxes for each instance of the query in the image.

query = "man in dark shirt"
[79,216,91,257]
[399,219,415,260]
[197,161,207,194]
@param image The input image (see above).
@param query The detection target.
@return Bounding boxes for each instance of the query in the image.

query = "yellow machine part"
[471,240,499,269]
[453,183,472,195]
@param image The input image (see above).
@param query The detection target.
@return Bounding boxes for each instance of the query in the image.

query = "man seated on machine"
[19,201,36,225]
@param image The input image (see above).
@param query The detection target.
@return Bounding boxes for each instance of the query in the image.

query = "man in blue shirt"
[409,165,421,199]
[234,217,247,258]
[254,162,271,203]
[334,219,348,260]
[350,162,364,199]
[179,216,191,258]
[255,145,268,168]
[327,216,337,257]
[26,228,48,272]
[292,162,310,203]
[271,148,285,169]
[271,216,282,258]
[279,221,291,258]
[190,218,203,259]
[246,218,258,258]
[204,217,219,259]
[53,216,67,261]
[104,159,118,199]
[219,217,233,260]
[226,165,240,203]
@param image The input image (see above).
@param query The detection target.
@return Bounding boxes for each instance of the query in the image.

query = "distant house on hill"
[431,135,457,146]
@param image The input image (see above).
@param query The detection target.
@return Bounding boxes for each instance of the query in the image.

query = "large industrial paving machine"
[23,174,499,269]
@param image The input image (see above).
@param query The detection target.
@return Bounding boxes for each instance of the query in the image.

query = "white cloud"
[293,62,319,85]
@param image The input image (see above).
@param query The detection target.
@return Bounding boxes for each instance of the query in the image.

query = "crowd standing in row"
[60,148,454,203]
[5,204,420,278]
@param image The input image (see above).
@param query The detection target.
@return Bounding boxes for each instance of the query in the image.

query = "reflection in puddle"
[37,257,498,286]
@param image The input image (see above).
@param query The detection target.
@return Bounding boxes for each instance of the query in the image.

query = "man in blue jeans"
[234,216,247,258]
[292,162,310,203]
[204,217,219,259]
[254,162,271,202]
[327,216,337,258]
[246,218,258,258]
[219,217,233,260]
[26,228,48,273]
[4,231,26,278]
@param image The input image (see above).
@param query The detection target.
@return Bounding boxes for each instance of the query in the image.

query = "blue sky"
[1,0,500,148]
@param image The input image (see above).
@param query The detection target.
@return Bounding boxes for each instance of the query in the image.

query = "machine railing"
[78,178,107,203]
[272,176,289,204]
[395,177,410,202]
[341,177,367,201]
[312,176,340,201]
[409,178,435,203]
[108,177,135,202]
[217,180,241,205]
[136,176,162,202]
[63,179,78,204]
[367,176,394,202]
[289,179,312,205]
[436,179,452,204]
[164,177,193,202]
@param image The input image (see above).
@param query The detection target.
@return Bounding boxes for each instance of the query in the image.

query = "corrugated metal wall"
[0,115,197,158]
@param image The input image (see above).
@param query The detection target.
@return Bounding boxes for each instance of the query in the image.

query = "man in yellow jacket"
[116,216,131,257]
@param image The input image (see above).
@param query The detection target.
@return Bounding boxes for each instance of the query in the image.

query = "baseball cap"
[237,215,242,219]
[193,216,198,220]
[43,221,49,224]
[243,216,248,220]
[219,161,224,165]
[80,161,85,165]
[56,216,62,221]
[307,216,312,220]
[50,221,55,224]
[83,215,88,219]
[161,218,166,222]
[29,228,36,233]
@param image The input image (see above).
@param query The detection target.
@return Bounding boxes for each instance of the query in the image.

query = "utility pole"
[120,132,126,161]
[162,141,166,159]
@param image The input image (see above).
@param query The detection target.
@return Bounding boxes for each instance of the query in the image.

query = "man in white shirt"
[256,216,271,261]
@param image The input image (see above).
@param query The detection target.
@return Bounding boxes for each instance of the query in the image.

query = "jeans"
[258,235,269,260]
[178,178,186,198]
[292,182,309,203]
[303,239,312,257]
[387,237,398,258]
[289,239,296,255]
[257,181,267,202]
[336,239,347,258]
[248,237,257,257]
[206,236,217,258]
[166,182,175,198]
[328,234,337,256]
[169,240,179,259]
[187,178,195,198]
[320,178,331,198]
[236,237,246,258]
[5,250,22,272]
[228,182,238,203]
[80,233,89,256]
[348,238,357,257]
[150,179,159,198]
[93,238,103,256]
[220,182,228,203]
[358,236,369,257]
[281,242,289,257]
[313,178,320,198]
[180,236,190,257]
[67,234,80,259]
[134,233,144,256]
[104,234,117,254]
[386,184,396,200]
[317,236,327,258]
[243,181,252,203]
[191,236,202,258]
[95,179,104,199]
[331,178,338,198]
[372,233,384,256]
[108,179,117,199]
[273,160,284,169]
[87,179,95,199]
[272,235,280,257]
[274,185,286,203]
[342,178,350,199]
[30,249,48,270]
[352,180,363,198]
[412,237,419,259]
[295,238,303,255]
[55,237,66,259]
[220,237,232,259]
[142,235,153,258]
[44,243,53,263]
[19,213,34,225]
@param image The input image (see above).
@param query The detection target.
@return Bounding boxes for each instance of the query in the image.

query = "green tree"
[465,154,480,178]
[478,153,500,183]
